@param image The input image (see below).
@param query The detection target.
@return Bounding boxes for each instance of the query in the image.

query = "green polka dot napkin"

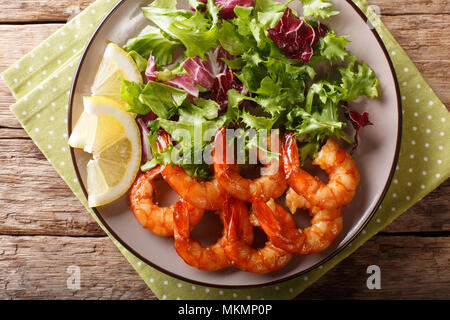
[1,0,449,300]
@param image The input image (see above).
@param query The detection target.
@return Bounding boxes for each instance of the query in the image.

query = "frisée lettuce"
[120,0,379,178]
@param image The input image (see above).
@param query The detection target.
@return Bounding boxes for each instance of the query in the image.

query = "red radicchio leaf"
[145,54,157,78]
[137,117,153,163]
[184,46,244,108]
[144,112,158,122]
[267,8,327,63]
[314,22,328,40]
[212,71,245,110]
[167,75,199,97]
[145,53,199,98]
[182,57,216,90]
[191,0,253,19]
[190,0,207,13]
[183,45,234,90]
[215,0,254,19]
[341,103,373,153]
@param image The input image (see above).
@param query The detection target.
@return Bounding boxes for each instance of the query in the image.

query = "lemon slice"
[69,96,141,207]
[91,43,143,106]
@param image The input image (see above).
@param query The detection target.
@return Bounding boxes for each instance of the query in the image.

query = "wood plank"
[381,15,450,62]
[298,235,450,299]
[0,128,28,139]
[0,0,448,23]
[0,138,448,236]
[379,14,450,104]
[0,235,155,300]
[0,24,63,128]
[370,0,450,15]
[384,179,450,233]
[0,0,94,22]
[0,139,104,237]
[0,234,447,299]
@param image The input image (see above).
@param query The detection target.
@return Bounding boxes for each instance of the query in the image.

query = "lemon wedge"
[69,96,141,207]
[91,43,143,107]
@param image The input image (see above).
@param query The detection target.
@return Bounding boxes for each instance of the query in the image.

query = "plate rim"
[68,0,402,289]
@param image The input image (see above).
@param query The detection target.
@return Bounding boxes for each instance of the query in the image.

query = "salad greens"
[122,0,379,180]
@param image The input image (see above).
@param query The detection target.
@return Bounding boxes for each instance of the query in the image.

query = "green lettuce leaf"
[139,82,187,119]
[222,57,244,70]
[178,98,220,123]
[255,0,288,13]
[217,20,247,56]
[234,6,271,49]
[233,6,255,37]
[142,0,193,39]
[157,115,226,166]
[339,56,379,101]
[240,110,279,130]
[298,141,320,164]
[255,0,292,27]
[123,25,178,66]
[227,88,282,118]
[120,80,150,115]
[127,51,148,72]
[285,78,352,162]
[255,76,281,96]
[168,10,219,58]
[205,0,221,25]
[317,32,350,62]
[305,81,345,113]
[286,108,342,136]
[182,164,214,181]
[144,95,232,175]
[300,0,339,19]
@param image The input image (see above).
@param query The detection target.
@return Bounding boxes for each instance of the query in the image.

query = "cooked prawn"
[254,189,343,254]
[156,131,226,211]
[222,197,292,274]
[283,133,360,209]
[286,188,343,254]
[173,198,253,271]
[129,166,204,237]
[213,127,287,203]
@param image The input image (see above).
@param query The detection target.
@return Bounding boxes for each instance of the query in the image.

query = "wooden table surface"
[0,0,449,300]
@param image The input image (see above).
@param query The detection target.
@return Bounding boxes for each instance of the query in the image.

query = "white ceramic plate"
[69,0,402,288]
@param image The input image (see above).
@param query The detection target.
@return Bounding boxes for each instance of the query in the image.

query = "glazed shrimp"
[222,197,292,274]
[254,189,343,255]
[285,188,343,254]
[173,198,253,271]
[156,131,226,211]
[213,127,287,203]
[129,166,204,237]
[283,133,360,209]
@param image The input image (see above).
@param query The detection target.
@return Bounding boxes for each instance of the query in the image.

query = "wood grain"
[0,139,104,237]
[0,235,154,300]
[370,0,450,15]
[0,24,62,128]
[0,234,447,299]
[0,0,94,22]
[298,235,450,300]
